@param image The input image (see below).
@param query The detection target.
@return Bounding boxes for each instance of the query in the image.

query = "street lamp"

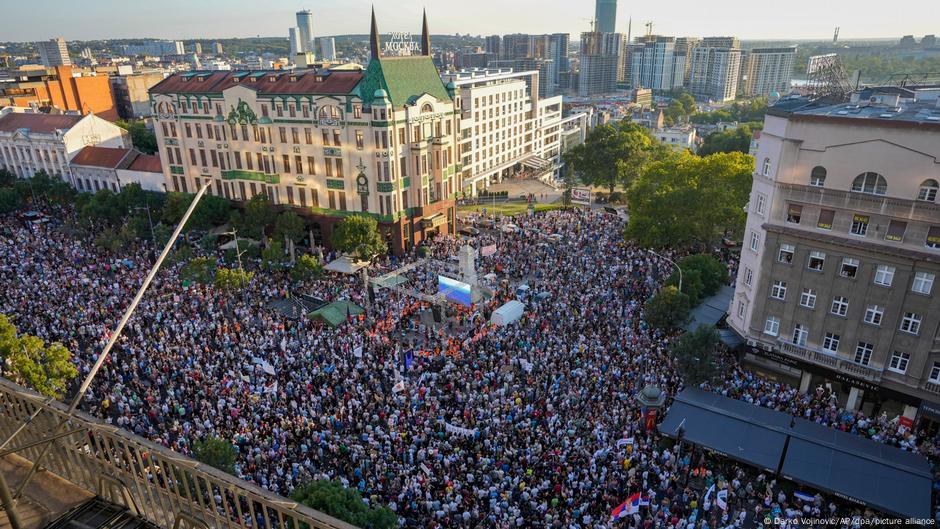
[648,249,682,292]
[131,204,156,243]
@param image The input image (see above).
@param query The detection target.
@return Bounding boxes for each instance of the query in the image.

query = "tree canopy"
[671,325,720,386]
[624,151,753,249]
[0,315,78,399]
[291,480,397,529]
[563,122,667,193]
[192,436,237,474]
[116,119,157,154]
[332,215,387,261]
[644,286,692,331]
[697,124,760,156]
[690,98,768,125]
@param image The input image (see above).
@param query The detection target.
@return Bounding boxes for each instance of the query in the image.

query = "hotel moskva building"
[149,11,458,254]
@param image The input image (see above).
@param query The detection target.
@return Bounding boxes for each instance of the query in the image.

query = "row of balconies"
[777,183,940,224]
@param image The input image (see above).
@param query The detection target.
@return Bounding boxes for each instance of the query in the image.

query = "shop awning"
[660,388,932,518]
[421,213,448,228]
[683,285,734,331]
[521,155,552,171]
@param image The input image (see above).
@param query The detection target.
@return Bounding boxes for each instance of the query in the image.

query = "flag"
[392,380,406,393]
[611,493,641,521]
[703,484,715,512]
[716,488,728,511]
[794,491,815,503]
[639,494,651,506]
[481,244,497,257]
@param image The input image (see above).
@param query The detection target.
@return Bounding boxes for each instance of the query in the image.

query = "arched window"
[761,157,771,177]
[421,103,433,113]
[918,179,938,202]
[851,172,887,196]
[810,166,826,187]
[318,105,342,120]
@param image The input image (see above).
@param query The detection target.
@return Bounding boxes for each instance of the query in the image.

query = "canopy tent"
[373,275,409,289]
[219,238,260,250]
[659,388,932,518]
[683,285,734,331]
[324,255,368,275]
[309,300,364,327]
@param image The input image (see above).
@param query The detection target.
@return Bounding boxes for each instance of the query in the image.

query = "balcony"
[776,183,940,224]
[777,338,884,382]
[220,170,279,184]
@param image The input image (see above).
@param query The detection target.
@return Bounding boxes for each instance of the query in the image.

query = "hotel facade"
[149,11,460,255]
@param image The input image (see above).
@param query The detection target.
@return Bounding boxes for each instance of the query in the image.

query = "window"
[888,352,910,374]
[839,257,859,279]
[850,214,869,236]
[777,244,794,264]
[873,265,895,287]
[822,333,840,354]
[786,204,802,224]
[304,128,313,145]
[930,362,940,383]
[851,172,887,195]
[764,316,780,336]
[322,130,330,146]
[755,194,766,215]
[817,209,834,230]
[810,166,827,187]
[918,179,938,202]
[799,288,817,309]
[737,300,746,318]
[900,312,922,335]
[830,296,849,317]
[771,280,787,300]
[926,226,940,249]
[749,231,760,252]
[863,304,884,326]
[761,157,771,176]
[912,272,935,295]
[291,128,299,144]
[279,127,287,143]
[854,342,873,366]
[356,130,364,150]
[744,267,754,287]
[282,155,291,173]
[885,220,907,242]
[792,324,809,347]
[333,130,342,147]
[808,251,826,271]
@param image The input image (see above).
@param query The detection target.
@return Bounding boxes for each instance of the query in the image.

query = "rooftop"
[768,85,940,128]
[149,69,364,96]
[0,112,82,134]
[127,153,162,173]
[70,146,133,169]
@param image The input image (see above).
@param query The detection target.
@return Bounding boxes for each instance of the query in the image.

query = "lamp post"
[648,249,682,292]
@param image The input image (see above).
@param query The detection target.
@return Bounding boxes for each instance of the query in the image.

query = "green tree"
[0,315,78,399]
[81,189,122,226]
[671,325,720,386]
[93,226,135,253]
[191,436,236,474]
[0,168,14,187]
[698,125,756,156]
[0,187,22,214]
[563,122,665,193]
[625,151,753,249]
[116,119,158,154]
[261,241,289,270]
[274,210,305,262]
[290,254,323,282]
[332,215,387,261]
[47,179,76,206]
[180,257,216,284]
[644,286,692,331]
[560,165,578,209]
[242,194,276,240]
[215,268,253,291]
[666,267,705,306]
[161,192,230,231]
[291,480,397,529]
[678,254,728,297]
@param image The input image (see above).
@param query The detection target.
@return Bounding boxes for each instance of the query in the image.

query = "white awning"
[324,255,368,275]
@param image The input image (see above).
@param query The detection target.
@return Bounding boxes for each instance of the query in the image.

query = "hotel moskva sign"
[384,32,419,54]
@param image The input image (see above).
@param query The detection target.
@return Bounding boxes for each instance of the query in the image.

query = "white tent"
[491,300,525,327]
[324,255,368,275]
[219,238,260,250]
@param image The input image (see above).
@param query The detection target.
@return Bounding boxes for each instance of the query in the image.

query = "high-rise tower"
[595,0,617,34]
[296,10,315,54]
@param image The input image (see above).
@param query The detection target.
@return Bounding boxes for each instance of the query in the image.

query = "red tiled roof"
[127,153,162,173]
[70,146,133,169]
[149,70,363,96]
[0,113,82,134]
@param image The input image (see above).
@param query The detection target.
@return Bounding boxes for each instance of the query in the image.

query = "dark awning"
[660,388,932,519]
[683,285,734,331]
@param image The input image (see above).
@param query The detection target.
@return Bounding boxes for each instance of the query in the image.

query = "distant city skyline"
[1,0,937,43]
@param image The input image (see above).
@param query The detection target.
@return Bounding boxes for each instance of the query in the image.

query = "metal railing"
[0,377,357,529]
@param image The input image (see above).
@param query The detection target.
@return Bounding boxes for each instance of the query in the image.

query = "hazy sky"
[2,0,934,42]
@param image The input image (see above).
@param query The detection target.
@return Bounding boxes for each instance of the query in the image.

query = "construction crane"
[645,21,654,39]
[833,27,840,45]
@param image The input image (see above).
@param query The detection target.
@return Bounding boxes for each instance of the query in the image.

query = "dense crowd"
[0,204,936,528]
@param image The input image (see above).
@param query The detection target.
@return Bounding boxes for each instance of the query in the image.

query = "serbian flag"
[611,492,641,521]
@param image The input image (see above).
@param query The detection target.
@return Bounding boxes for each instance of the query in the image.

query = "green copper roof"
[357,56,452,109]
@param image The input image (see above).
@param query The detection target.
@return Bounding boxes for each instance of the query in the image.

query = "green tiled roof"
[357,56,452,109]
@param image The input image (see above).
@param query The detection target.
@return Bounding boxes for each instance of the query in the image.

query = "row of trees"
[644,254,729,331]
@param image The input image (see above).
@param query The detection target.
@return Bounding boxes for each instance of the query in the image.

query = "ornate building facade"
[149,10,459,254]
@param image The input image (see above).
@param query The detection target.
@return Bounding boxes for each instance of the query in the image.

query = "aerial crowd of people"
[0,202,937,529]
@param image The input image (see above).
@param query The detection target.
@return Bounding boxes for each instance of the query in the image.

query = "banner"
[716,489,728,511]
[480,244,497,257]
[444,422,478,438]
[571,187,592,205]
